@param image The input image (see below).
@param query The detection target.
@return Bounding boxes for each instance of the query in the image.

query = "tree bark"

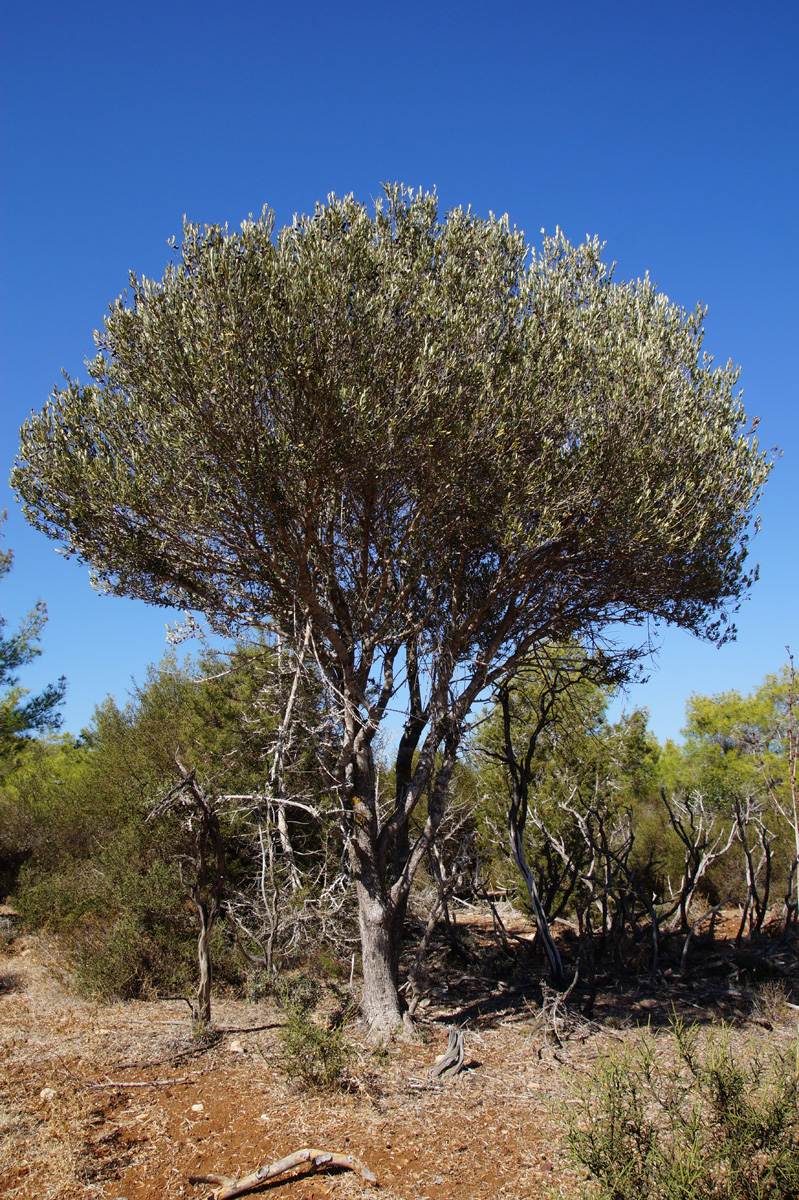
[344,725,406,1037]
[497,684,565,987]
[150,757,226,1030]
[356,889,404,1037]
[336,638,480,1036]
[509,816,565,986]
[347,705,460,1036]
[196,901,213,1025]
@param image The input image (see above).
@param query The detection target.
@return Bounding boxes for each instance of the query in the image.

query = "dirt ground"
[2,907,797,1200]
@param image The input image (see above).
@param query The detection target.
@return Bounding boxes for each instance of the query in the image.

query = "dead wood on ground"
[430,1026,465,1079]
[189,1147,378,1198]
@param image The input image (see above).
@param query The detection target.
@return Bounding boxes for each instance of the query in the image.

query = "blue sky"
[1,0,797,743]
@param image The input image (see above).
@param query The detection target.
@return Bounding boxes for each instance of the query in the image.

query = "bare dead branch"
[188,1147,378,1198]
[86,1075,196,1089]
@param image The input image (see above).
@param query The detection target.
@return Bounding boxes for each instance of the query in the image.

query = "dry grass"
[1,909,797,1200]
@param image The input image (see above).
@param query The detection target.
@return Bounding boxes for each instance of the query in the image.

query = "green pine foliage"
[0,520,65,759]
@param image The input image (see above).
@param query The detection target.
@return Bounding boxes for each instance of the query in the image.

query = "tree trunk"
[151,759,225,1031]
[196,902,213,1026]
[509,818,565,987]
[342,655,466,1038]
[356,886,404,1037]
[349,744,456,1037]
[345,729,406,1037]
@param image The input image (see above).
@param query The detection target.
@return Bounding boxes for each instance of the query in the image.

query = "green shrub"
[245,967,272,1003]
[16,828,243,1000]
[272,971,357,1092]
[565,1020,799,1200]
[67,909,193,999]
[276,1006,354,1092]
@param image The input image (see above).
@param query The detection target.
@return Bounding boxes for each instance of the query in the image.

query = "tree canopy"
[12,185,771,1032]
[15,189,767,661]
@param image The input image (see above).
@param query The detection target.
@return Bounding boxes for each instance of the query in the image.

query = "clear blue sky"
[1,0,797,743]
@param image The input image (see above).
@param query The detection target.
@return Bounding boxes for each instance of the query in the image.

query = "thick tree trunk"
[345,728,406,1037]
[356,888,404,1037]
[342,651,466,1038]
[349,743,456,1037]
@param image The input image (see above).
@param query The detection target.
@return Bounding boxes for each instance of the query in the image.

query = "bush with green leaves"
[15,819,241,999]
[2,657,249,999]
[2,638,339,999]
[274,973,355,1092]
[273,970,322,1014]
[276,1009,353,1092]
[565,1019,799,1200]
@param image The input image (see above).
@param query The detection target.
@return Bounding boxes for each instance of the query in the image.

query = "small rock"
[191,1102,204,1113]
[228,1039,245,1053]
[39,1087,57,1100]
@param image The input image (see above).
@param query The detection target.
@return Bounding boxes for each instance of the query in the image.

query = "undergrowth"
[273,971,357,1092]
[565,1018,799,1200]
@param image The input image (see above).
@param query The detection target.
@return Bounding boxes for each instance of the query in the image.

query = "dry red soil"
[1,911,795,1200]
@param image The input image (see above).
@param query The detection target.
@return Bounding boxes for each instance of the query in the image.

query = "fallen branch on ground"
[189,1148,378,1198]
[214,1023,281,1033]
[86,1075,197,1089]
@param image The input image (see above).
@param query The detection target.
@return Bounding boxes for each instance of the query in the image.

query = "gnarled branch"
[189,1146,378,1198]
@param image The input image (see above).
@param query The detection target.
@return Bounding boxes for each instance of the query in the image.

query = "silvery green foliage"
[13,188,772,1030]
[14,186,768,679]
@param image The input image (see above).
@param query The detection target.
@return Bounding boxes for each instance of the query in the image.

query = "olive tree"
[13,186,769,1034]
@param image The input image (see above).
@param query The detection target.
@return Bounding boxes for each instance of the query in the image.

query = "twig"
[86,1074,196,1090]
[123,1018,191,1026]
[215,1023,281,1033]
